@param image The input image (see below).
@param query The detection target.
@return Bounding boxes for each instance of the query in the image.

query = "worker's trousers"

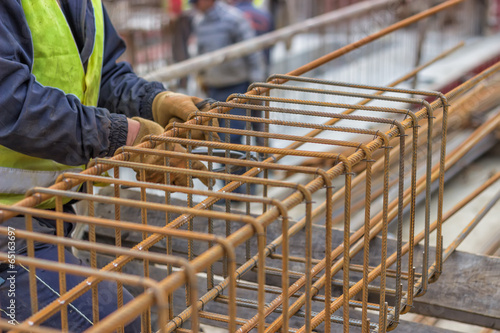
[0,211,141,332]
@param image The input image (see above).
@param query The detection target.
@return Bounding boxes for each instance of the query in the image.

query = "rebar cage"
[1,1,500,332]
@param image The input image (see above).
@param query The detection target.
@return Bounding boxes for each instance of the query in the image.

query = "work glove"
[152,92,219,141]
[130,117,209,187]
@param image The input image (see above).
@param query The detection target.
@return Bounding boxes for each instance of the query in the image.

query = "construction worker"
[233,0,274,75]
[190,0,266,145]
[189,0,266,197]
[0,0,213,331]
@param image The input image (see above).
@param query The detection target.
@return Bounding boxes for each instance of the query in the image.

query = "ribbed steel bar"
[269,75,449,297]
[1,63,496,332]
[60,152,318,330]
[93,58,491,330]
[0,209,200,333]
[264,70,500,332]
[386,113,500,327]
[59,172,292,332]
[305,110,500,332]
[250,77,435,320]
[3,185,266,331]
[442,189,500,262]
[233,96,406,331]
[35,111,366,330]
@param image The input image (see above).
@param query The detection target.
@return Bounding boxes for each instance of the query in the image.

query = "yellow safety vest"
[253,0,265,9]
[0,0,104,208]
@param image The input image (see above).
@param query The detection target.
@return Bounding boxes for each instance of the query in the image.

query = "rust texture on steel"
[1,0,500,332]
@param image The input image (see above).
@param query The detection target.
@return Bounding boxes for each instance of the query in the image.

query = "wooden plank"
[380,320,462,333]
[409,250,500,329]
[348,309,463,333]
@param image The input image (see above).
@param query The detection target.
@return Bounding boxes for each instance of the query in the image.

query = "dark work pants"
[0,213,141,332]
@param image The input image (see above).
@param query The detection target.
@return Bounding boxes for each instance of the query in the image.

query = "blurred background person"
[189,0,265,145]
[232,0,274,76]
[170,0,193,90]
[189,0,266,196]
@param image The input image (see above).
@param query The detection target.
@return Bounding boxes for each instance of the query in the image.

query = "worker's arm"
[98,5,213,136]
[97,5,165,120]
[0,1,128,166]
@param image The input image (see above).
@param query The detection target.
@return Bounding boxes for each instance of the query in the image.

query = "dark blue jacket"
[0,0,165,166]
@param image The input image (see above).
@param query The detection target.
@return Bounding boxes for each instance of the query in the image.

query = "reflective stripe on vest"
[0,0,104,208]
[0,167,83,195]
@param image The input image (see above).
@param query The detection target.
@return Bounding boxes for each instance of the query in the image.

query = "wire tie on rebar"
[62,178,73,190]
[123,149,131,162]
[390,119,396,130]
[124,152,133,162]
[145,134,156,148]
[249,257,258,268]
[199,298,206,311]
[33,193,42,206]
[172,315,183,328]
[373,130,380,141]
[215,284,224,295]
[187,111,199,122]
[116,146,127,158]
[171,126,180,139]
[402,301,414,310]
[405,109,411,120]
[194,114,203,126]
[397,133,409,138]
[95,163,103,176]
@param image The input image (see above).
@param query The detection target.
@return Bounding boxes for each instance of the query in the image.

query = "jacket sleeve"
[98,5,165,120]
[0,1,127,166]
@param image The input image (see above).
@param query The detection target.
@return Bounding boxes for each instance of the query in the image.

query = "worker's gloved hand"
[153,92,219,141]
[130,117,209,187]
